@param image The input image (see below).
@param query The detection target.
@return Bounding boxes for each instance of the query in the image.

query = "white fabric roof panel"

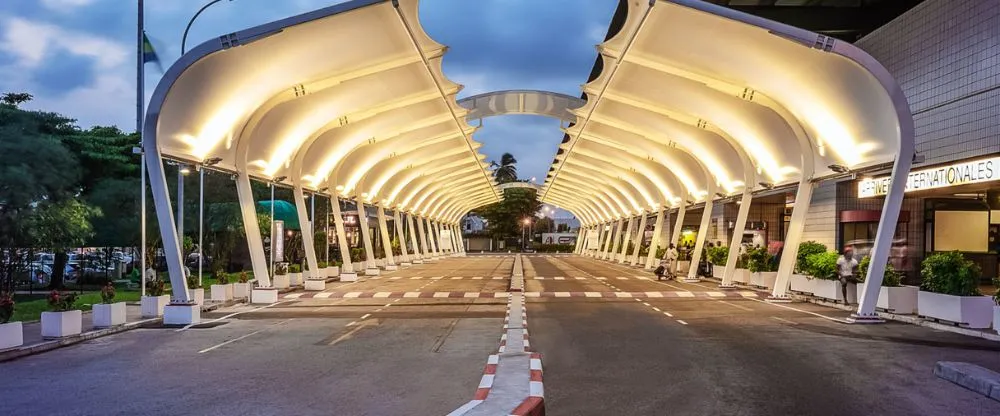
[542,0,911,225]
[144,0,498,220]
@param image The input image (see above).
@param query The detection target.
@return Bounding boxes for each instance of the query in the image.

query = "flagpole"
[137,0,146,297]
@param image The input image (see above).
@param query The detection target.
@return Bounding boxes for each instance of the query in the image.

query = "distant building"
[462,214,486,234]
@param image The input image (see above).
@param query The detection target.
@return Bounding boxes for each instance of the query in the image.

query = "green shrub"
[796,241,826,273]
[992,276,1000,306]
[100,282,116,304]
[0,292,13,324]
[856,256,901,287]
[747,246,777,273]
[274,263,289,276]
[214,267,229,284]
[655,247,667,259]
[47,291,78,312]
[317,261,329,269]
[707,246,729,265]
[237,271,250,284]
[919,251,981,296]
[350,248,364,263]
[186,273,201,289]
[288,263,302,273]
[805,252,839,280]
[147,278,165,296]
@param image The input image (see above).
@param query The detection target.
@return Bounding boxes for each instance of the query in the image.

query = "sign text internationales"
[858,156,999,198]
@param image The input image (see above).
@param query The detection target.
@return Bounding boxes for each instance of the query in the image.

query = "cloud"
[0,17,128,69]
[40,0,97,12]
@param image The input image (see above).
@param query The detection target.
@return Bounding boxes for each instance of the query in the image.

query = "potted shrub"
[233,271,252,300]
[327,261,340,278]
[790,241,825,294]
[210,268,234,302]
[992,277,1000,335]
[917,251,992,328]
[0,291,22,350]
[676,249,691,275]
[805,252,854,302]
[141,278,170,318]
[856,256,915,314]
[707,246,729,279]
[315,261,329,279]
[733,251,751,285]
[272,262,290,289]
[41,291,81,338]
[288,263,303,287]
[187,273,205,305]
[92,282,127,328]
[747,246,778,289]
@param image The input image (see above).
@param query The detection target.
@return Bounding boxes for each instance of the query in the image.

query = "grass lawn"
[11,291,143,323]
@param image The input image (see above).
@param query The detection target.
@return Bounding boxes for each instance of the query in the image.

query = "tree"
[474,188,541,241]
[535,217,554,234]
[27,199,101,289]
[493,153,518,184]
[1,92,32,106]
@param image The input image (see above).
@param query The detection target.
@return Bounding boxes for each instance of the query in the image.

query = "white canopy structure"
[142,0,912,322]
[545,0,912,321]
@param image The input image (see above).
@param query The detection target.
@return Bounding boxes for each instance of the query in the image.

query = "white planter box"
[188,288,205,305]
[733,269,751,284]
[917,291,993,328]
[141,295,170,318]
[304,279,326,291]
[289,272,303,286]
[339,272,359,282]
[0,321,23,350]
[994,306,1000,335]
[789,274,814,294]
[41,310,82,338]
[812,279,856,303]
[313,268,327,279]
[211,284,234,302]
[92,302,126,328]
[871,285,918,315]
[327,266,339,277]
[251,288,279,304]
[750,272,778,289]
[273,274,290,289]
[364,268,380,276]
[232,283,252,299]
[712,266,725,279]
[676,261,690,274]
[163,303,200,325]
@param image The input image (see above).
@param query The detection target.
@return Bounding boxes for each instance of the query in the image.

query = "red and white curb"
[283,290,758,300]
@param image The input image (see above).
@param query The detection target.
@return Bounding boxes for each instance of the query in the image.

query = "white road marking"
[554,292,571,297]
[676,320,689,325]
[706,292,726,298]
[284,293,304,299]
[717,300,754,311]
[344,292,362,298]
[771,316,798,325]
[652,307,661,312]
[403,292,421,298]
[464,292,480,298]
[663,312,673,317]
[645,292,664,298]
[433,292,451,298]
[315,292,334,299]
[675,292,695,298]
[360,314,371,320]
[584,292,602,298]
[198,319,293,354]
[750,298,850,323]
[373,292,391,298]
[411,276,424,279]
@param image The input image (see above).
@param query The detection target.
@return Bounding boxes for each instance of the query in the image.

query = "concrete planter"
[210,284,234,302]
[188,288,205,305]
[92,302,126,328]
[304,279,326,291]
[289,272,303,286]
[163,303,200,325]
[789,274,814,294]
[812,279,856,303]
[0,321,23,350]
[313,268,327,279]
[711,267,725,279]
[994,306,1000,335]
[733,268,751,285]
[874,285,919,315]
[141,295,170,318]
[41,310,82,338]
[676,261,690,274]
[272,274,290,289]
[251,288,279,304]
[750,272,778,289]
[327,266,339,277]
[233,283,252,299]
[917,291,993,328]
[339,272,359,282]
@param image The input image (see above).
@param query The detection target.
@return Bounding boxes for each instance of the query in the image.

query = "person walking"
[836,247,859,305]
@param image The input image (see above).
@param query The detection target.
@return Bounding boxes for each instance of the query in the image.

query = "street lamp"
[269,176,287,277]
[181,0,235,55]
[177,164,191,246]
[197,157,222,286]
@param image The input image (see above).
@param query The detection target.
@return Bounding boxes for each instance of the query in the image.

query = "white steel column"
[330,196,353,274]
[629,212,647,265]
[143,152,192,301]
[854,144,914,320]
[609,218,624,261]
[235,172,271,288]
[771,181,816,300]
[448,224,460,254]
[601,222,615,260]
[669,203,687,251]
[355,200,377,272]
[406,213,423,261]
[574,227,586,254]
[425,217,439,257]
[644,209,666,269]
[686,183,717,282]
[416,215,432,259]
[618,217,634,262]
[431,220,443,255]
[393,209,411,264]
[293,185,319,278]
[721,189,753,288]
[376,205,396,268]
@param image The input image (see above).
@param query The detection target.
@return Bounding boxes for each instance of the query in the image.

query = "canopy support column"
[330,196,353,275]
[393,210,411,265]
[644,209,666,269]
[449,224,460,254]
[427,219,439,256]
[601,222,615,260]
[618,217,635,262]
[610,218,624,261]
[853,145,914,321]
[629,213,647,266]
[574,227,585,254]
[144,151,192,302]
[407,213,423,263]
[686,184,717,282]
[356,200,378,274]
[770,180,816,301]
[668,203,688,274]
[235,172,271,288]
[376,206,396,270]
[721,189,753,288]
[416,215,432,260]
[293,185,319,279]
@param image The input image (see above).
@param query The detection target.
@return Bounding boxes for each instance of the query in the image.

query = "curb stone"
[0,318,160,363]
[934,361,1000,402]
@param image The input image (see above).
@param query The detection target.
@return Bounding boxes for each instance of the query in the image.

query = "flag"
[142,32,162,72]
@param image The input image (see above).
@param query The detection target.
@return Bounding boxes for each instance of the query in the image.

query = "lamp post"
[269,176,287,277]
[522,218,530,251]
[181,0,234,55]
[198,157,222,286]
[177,164,190,249]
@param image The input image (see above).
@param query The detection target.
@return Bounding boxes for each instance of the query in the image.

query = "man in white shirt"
[836,247,859,305]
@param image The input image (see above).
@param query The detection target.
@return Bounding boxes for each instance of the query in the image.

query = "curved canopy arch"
[458,90,586,124]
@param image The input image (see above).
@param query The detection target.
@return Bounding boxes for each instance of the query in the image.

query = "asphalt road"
[525,255,1000,416]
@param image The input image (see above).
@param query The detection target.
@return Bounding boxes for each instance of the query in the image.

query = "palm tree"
[493,153,518,184]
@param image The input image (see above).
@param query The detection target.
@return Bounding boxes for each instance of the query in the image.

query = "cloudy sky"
[0,0,616,190]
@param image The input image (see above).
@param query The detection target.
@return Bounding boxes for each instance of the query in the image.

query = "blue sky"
[0,0,616,191]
